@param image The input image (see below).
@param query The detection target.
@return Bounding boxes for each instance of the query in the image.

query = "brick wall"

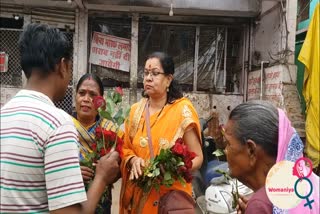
[282,83,306,137]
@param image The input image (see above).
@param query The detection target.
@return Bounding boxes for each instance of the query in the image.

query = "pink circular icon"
[293,157,313,179]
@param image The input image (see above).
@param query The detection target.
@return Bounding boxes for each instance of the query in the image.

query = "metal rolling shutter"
[31,8,75,30]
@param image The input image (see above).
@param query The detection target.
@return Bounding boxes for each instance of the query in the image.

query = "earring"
[167,87,169,92]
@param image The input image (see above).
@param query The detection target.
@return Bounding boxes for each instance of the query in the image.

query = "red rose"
[110,131,117,142]
[185,151,196,162]
[102,130,109,141]
[93,96,106,110]
[175,138,184,145]
[91,143,97,151]
[115,86,124,96]
[177,166,187,174]
[95,127,103,139]
[171,141,184,155]
[184,151,196,169]
[184,159,193,169]
[103,130,117,142]
[99,148,111,157]
[184,171,193,183]
[116,138,124,158]
[189,152,196,159]
[182,144,188,156]
[100,148,106,156]
[116,137,124,145]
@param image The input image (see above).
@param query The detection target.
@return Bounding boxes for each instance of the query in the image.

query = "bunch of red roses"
[92,86,126,157]
[134,138,196,193]
[81,87,126,168]
[80,127,123,170]
[171,138,196,182]
[94,127,123,158]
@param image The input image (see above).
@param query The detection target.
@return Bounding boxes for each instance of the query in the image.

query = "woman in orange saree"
[120,52,203,213]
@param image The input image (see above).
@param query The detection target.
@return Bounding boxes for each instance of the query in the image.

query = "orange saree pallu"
[120,97,201,214]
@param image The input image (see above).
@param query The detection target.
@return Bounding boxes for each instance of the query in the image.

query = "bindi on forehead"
[148,64,152,69]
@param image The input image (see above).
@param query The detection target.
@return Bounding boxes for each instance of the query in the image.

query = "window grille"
[0,29,22,87]
[53,31,74,113]
[0,28,75,114]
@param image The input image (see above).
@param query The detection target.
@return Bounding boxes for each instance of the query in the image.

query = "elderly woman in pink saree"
[223,100,319,214]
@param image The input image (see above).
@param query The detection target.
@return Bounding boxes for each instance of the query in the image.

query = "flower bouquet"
[80,87,128,166]
[80,127,124,168]
[134,138,196,193]
[80,87,129,213]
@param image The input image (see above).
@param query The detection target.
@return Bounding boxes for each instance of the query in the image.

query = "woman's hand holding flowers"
[132,138,196,193]
[129,157,145,180]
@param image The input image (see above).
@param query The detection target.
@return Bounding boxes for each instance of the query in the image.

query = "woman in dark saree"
[72,73,122,213]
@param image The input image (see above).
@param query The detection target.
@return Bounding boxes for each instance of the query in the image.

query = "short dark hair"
[143,51,183,103]
[76,73,104,96]
[229,100,279,158]
[18,23,72,78]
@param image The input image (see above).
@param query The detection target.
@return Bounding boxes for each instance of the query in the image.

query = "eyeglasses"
[143,69,166,78]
